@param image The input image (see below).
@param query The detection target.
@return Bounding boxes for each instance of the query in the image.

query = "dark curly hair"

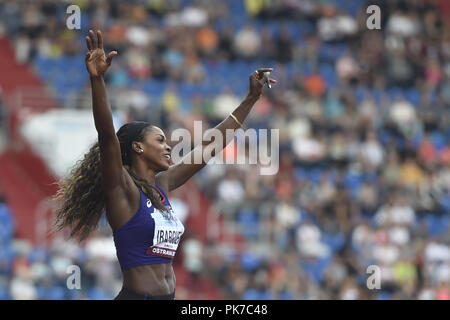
[52,122,169,241]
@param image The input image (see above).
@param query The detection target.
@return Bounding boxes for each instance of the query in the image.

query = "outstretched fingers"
[86,36,93,51]
[89,29,98,49]
[106,51,118,65]
[97,30,103,49]
[263,76,277,88]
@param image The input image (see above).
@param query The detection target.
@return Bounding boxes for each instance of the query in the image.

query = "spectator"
[212,88,241,119]
[359,130,385,169]
[182,234,204,290]
[233,24,261,60]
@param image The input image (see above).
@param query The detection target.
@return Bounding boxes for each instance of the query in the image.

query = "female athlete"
[53,29,276,300]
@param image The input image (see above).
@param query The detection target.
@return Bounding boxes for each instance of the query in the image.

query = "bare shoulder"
[104,167,140,231]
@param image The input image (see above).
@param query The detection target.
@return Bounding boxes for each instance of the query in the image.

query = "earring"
[139,149,143,154]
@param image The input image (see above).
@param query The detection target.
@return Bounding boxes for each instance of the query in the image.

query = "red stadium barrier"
[0,37,59,245]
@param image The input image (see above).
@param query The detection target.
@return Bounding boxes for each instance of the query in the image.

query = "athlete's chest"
[144,199,185,245]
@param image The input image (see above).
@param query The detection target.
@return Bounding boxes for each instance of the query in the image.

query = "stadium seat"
[237,209,259,240]
[0,285,10,300]
[301,255,333,284]
[0,205,14,243]
[405,88,421,107]
[240,252,262,272]
[242,288,273,300]
[320,63,337,87]
[27,247,49,264]
[321,233,345,253]
[440,194,450,213]
[87,287,110,300]
[430,132,447,151]
[378,291,393,300]
[47,287,65,300]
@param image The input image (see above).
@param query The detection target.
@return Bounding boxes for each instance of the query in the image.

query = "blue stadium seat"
[0,204,14,242]
[279,291,293,300]
[405,88,421,107]
[142,79,168,99]
[240,252,262,272]
[372,88,384,105]
[378,291,393,300]
[320,64,337,87]
[441,215,450,230]
[440,194,450,213]
[298,21,315,34]
[345,172,363,200]
[294,168,308,181]
[424,215,444,236]
[276,232,290,250]
[430,132,447,151]
[242,288,273,300]
[387,87,404,101]
[237,209,259,240]
[0,285,10,300]
[364,171,378,183]
[27,247,49,264]
[319,43,347,62]
[285,22,304,44]
[177,83,197,99]
[299,63,313,77]
[66,289,84,300]
[87,287,110,300]
[321,233,345,253]
[308,168,323,185]
[301,255,333,284]
[355,86,368,104]
[412,131,423,148]
[180,0,192,8]
[0,245,15,266]
[335,0,367,16]
[213,18,228,32]
[35,285,48,300]
[180,97,193,113]
[229,15,246,30]
[344,172,363,189]
[47,287,65,300]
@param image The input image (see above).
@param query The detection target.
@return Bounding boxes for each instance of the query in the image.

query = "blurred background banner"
[0,0,449,300]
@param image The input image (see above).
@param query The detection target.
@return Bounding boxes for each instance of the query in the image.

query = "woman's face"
[134,126,172,172]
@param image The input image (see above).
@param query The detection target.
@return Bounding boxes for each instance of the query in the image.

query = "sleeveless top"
[112,185,185,270]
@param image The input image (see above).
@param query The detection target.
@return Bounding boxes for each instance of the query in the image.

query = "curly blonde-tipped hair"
[52,123,169,241]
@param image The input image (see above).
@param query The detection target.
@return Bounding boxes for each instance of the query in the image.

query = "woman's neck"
[130,163,156,186]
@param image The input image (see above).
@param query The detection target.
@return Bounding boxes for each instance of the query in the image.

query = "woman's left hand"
[248,68,277,99]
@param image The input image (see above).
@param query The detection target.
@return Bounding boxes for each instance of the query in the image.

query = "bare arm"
[157,68,276,192]
[85,30,125,193]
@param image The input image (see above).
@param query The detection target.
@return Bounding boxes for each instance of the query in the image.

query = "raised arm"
[85,30,124,193]
[157,68,276,192]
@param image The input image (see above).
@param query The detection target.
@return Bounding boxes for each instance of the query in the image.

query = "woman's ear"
[132,142,144,154]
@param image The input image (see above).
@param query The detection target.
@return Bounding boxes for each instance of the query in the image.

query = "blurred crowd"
[0,198,123,299]
[0,0,449,299]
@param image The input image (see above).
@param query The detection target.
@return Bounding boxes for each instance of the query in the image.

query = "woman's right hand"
[85,29,117,77]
